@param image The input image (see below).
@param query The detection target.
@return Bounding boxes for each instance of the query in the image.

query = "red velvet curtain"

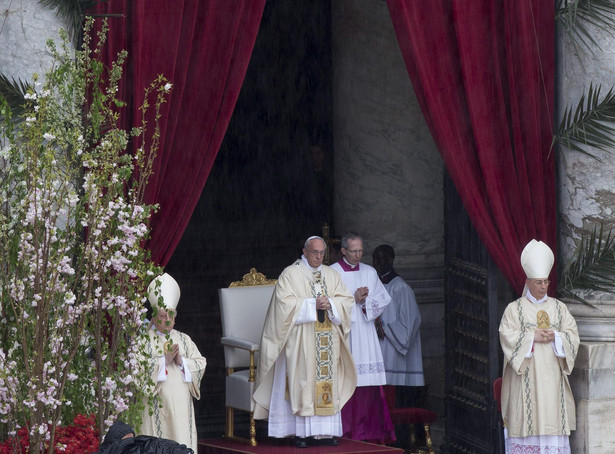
[92,0,265,266]
[387,0,556,294]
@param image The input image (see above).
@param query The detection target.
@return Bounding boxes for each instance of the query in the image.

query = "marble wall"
[331,0,444,270]
[331,1,446,447]
[0,0,66,82]
[556,17,615,265]
[556,15,615,453]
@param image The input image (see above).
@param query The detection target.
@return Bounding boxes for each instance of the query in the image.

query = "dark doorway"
[442,172,512,453]
[164,0,333,439]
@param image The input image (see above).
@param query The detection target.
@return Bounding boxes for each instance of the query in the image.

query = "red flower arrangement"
[0,414,100,454]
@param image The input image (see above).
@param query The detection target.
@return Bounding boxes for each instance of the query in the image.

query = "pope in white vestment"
[330,233,395,442]
[253,237,356,446]
[499,240,579,454]
[139,273,207,453]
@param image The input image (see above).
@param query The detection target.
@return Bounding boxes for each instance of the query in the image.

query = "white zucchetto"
[147,273,181,311]
[520,239,554,279]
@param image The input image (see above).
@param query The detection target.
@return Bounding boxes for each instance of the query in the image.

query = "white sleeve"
[552,331,566,358]
[525,341,534,358]
[362,272,391,321]
[181,357,192,382]
[295,298,318,324]
[157,356,168,381]
[327,297,341,325]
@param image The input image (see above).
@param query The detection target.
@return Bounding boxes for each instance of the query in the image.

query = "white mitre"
[520,239,554,279]
[147,273,181,311]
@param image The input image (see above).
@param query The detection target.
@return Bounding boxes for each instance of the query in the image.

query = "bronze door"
[442,172,511,453]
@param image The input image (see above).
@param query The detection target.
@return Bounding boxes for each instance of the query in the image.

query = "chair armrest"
[221,336,260,352]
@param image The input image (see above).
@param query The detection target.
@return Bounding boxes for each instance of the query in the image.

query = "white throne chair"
[219,268,276,446]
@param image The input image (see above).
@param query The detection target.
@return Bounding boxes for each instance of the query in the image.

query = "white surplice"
[330,259,391,386]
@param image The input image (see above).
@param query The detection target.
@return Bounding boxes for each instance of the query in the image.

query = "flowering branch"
[0,18,169,451]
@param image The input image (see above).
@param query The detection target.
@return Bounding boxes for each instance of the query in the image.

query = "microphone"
[318,309,325,323]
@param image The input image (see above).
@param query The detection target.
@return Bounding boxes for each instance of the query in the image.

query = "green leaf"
[558,223,615,306]
[0,74,31,121]
[37,0,101,46]
[556,0,615,56]
[554,83,615,160]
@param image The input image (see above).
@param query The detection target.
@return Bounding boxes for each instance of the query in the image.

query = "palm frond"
[556,0,615,56]
[38,0,100,46]
[554,83,615,160]
[558,223,615,305]
[0,74,31,121]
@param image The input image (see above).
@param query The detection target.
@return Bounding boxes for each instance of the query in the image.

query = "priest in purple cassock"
[330,232,396,444]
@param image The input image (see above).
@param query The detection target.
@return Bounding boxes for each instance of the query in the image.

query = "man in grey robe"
[372,245,424,407]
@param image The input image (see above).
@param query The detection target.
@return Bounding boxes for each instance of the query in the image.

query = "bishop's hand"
[165,343,179,364]
[534,328,554,343]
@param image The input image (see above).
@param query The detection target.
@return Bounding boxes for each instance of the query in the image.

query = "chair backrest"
[219,284,275,369]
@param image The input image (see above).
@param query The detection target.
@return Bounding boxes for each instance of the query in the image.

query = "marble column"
[556,9,615,262]
[566,300,615,453]
[0,0,66,82]
[557,14,615,454]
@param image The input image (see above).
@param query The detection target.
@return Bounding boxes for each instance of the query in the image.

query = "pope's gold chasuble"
[252,259,357,424]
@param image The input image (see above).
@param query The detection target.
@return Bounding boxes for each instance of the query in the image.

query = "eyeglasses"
[530,279,550,286]
[306,249,326,257]
[344,249,363,255]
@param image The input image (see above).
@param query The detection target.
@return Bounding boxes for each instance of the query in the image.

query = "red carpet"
[198,437,402,454]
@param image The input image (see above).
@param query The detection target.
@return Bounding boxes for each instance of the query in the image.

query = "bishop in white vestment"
[499,240,579,454]
[139,273,207,453]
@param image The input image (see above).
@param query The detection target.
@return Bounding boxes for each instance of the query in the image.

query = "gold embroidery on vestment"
[316,381,334,410]
[537,310,550,329]
[312,270,335,415]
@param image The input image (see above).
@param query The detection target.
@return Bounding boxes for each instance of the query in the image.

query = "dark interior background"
[164,0,333,439]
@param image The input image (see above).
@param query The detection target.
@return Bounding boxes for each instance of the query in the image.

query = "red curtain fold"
[92,0,266,266]
[387,0,556,294]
